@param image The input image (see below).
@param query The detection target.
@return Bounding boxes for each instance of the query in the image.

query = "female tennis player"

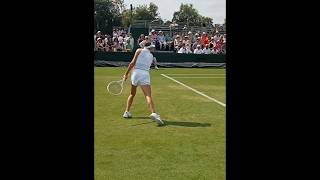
[122,42,164,125]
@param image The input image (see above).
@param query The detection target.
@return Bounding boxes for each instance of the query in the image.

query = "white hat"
[197,44,201,47]
[159,30,163,33]
[188,31,192,34]
[151,29,155,32]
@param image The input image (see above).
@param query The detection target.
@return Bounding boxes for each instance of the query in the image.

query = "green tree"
[94,0,122,34]
[121,9,132,28]
[172,3,213,27]
[121,2,161,27]
[201,16,213,27]
[133,3,159,21]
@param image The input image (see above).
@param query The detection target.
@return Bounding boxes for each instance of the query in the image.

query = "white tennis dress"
[131,47,154,86]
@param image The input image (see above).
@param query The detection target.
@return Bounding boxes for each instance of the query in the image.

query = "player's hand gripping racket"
[106,75,126,95]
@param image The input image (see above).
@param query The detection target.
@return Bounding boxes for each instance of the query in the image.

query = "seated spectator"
[103,35,109,52]
[192,37,202,50]
[201,32,208,47]
[150,29,157,45]
[94,31,101,41]
[182,35,191,45]
[96,38,105,51]
[137,34,145,47]
[174,35,182,52]
[172,32,178,40]
[219,35,224,44]
[212,46,220,54]
[113,37,122,52]
[112,29,118,37]
[118,34,124,50]
[215,39,222,53]
[105,37,113,52]
[193,44,203,54]
[157,31,166,50]
[188,31,195,45]
[94,31,102,51]
[202,44,211,54]
[209,37,215,48]
[213,33,219,43]
[165,33,173,51]
[178,43,192,54]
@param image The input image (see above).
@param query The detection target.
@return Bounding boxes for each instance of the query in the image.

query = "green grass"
[95,67,226,180]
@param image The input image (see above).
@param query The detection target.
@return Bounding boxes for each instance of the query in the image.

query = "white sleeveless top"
[135,48,153,71]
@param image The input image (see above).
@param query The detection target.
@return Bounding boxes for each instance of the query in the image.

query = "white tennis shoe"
[150,113,164,125]
[123,111,132,118]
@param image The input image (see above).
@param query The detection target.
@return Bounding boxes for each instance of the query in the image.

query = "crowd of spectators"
[94,28,134,52]
[94,28,226,55]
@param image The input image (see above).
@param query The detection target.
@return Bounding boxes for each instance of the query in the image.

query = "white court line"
[171,77,226,78]
[161,74,226,107]
[166,74,225,75]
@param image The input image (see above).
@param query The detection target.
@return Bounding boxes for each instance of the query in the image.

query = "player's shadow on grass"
[162,120,211,127]
[131,117,150,119]
[130,117,153,126]
[130,117,211,127]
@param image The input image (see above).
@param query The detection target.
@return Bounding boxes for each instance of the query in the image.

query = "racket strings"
[107,81,123,95]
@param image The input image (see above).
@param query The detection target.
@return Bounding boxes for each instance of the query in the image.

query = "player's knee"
[130,91,136,97]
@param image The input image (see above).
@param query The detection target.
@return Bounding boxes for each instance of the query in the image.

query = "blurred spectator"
[201,32,208,47]
[213,33,219,43]
[178,43,192,54]
[157,31,166,50]
[172,32,178,41]
[95,31,101,41]
[212,46,219,54]
[209,37,215,49]
[94,31,102,50]
[112,37,121,52]
[94,27,226,55]
[137,34,145,47]
[118,34,124,50]
[96,38,105,51]
[112,29,118,37]
[219,35,224,44]
[202,44,211,54]
[174,35,182,52]
[165,33,173,51]
[182,35,189,46]
[193,44,203,54]
[150,29,157,45]
[105,36,113,52]
[188,31,195,45]
[192,37,202,51]
[126,33,134,52]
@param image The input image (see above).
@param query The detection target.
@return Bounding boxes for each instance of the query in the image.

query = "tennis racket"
[106,78,125,95]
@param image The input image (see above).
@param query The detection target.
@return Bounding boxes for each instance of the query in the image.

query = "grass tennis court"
[95,67,226,180]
